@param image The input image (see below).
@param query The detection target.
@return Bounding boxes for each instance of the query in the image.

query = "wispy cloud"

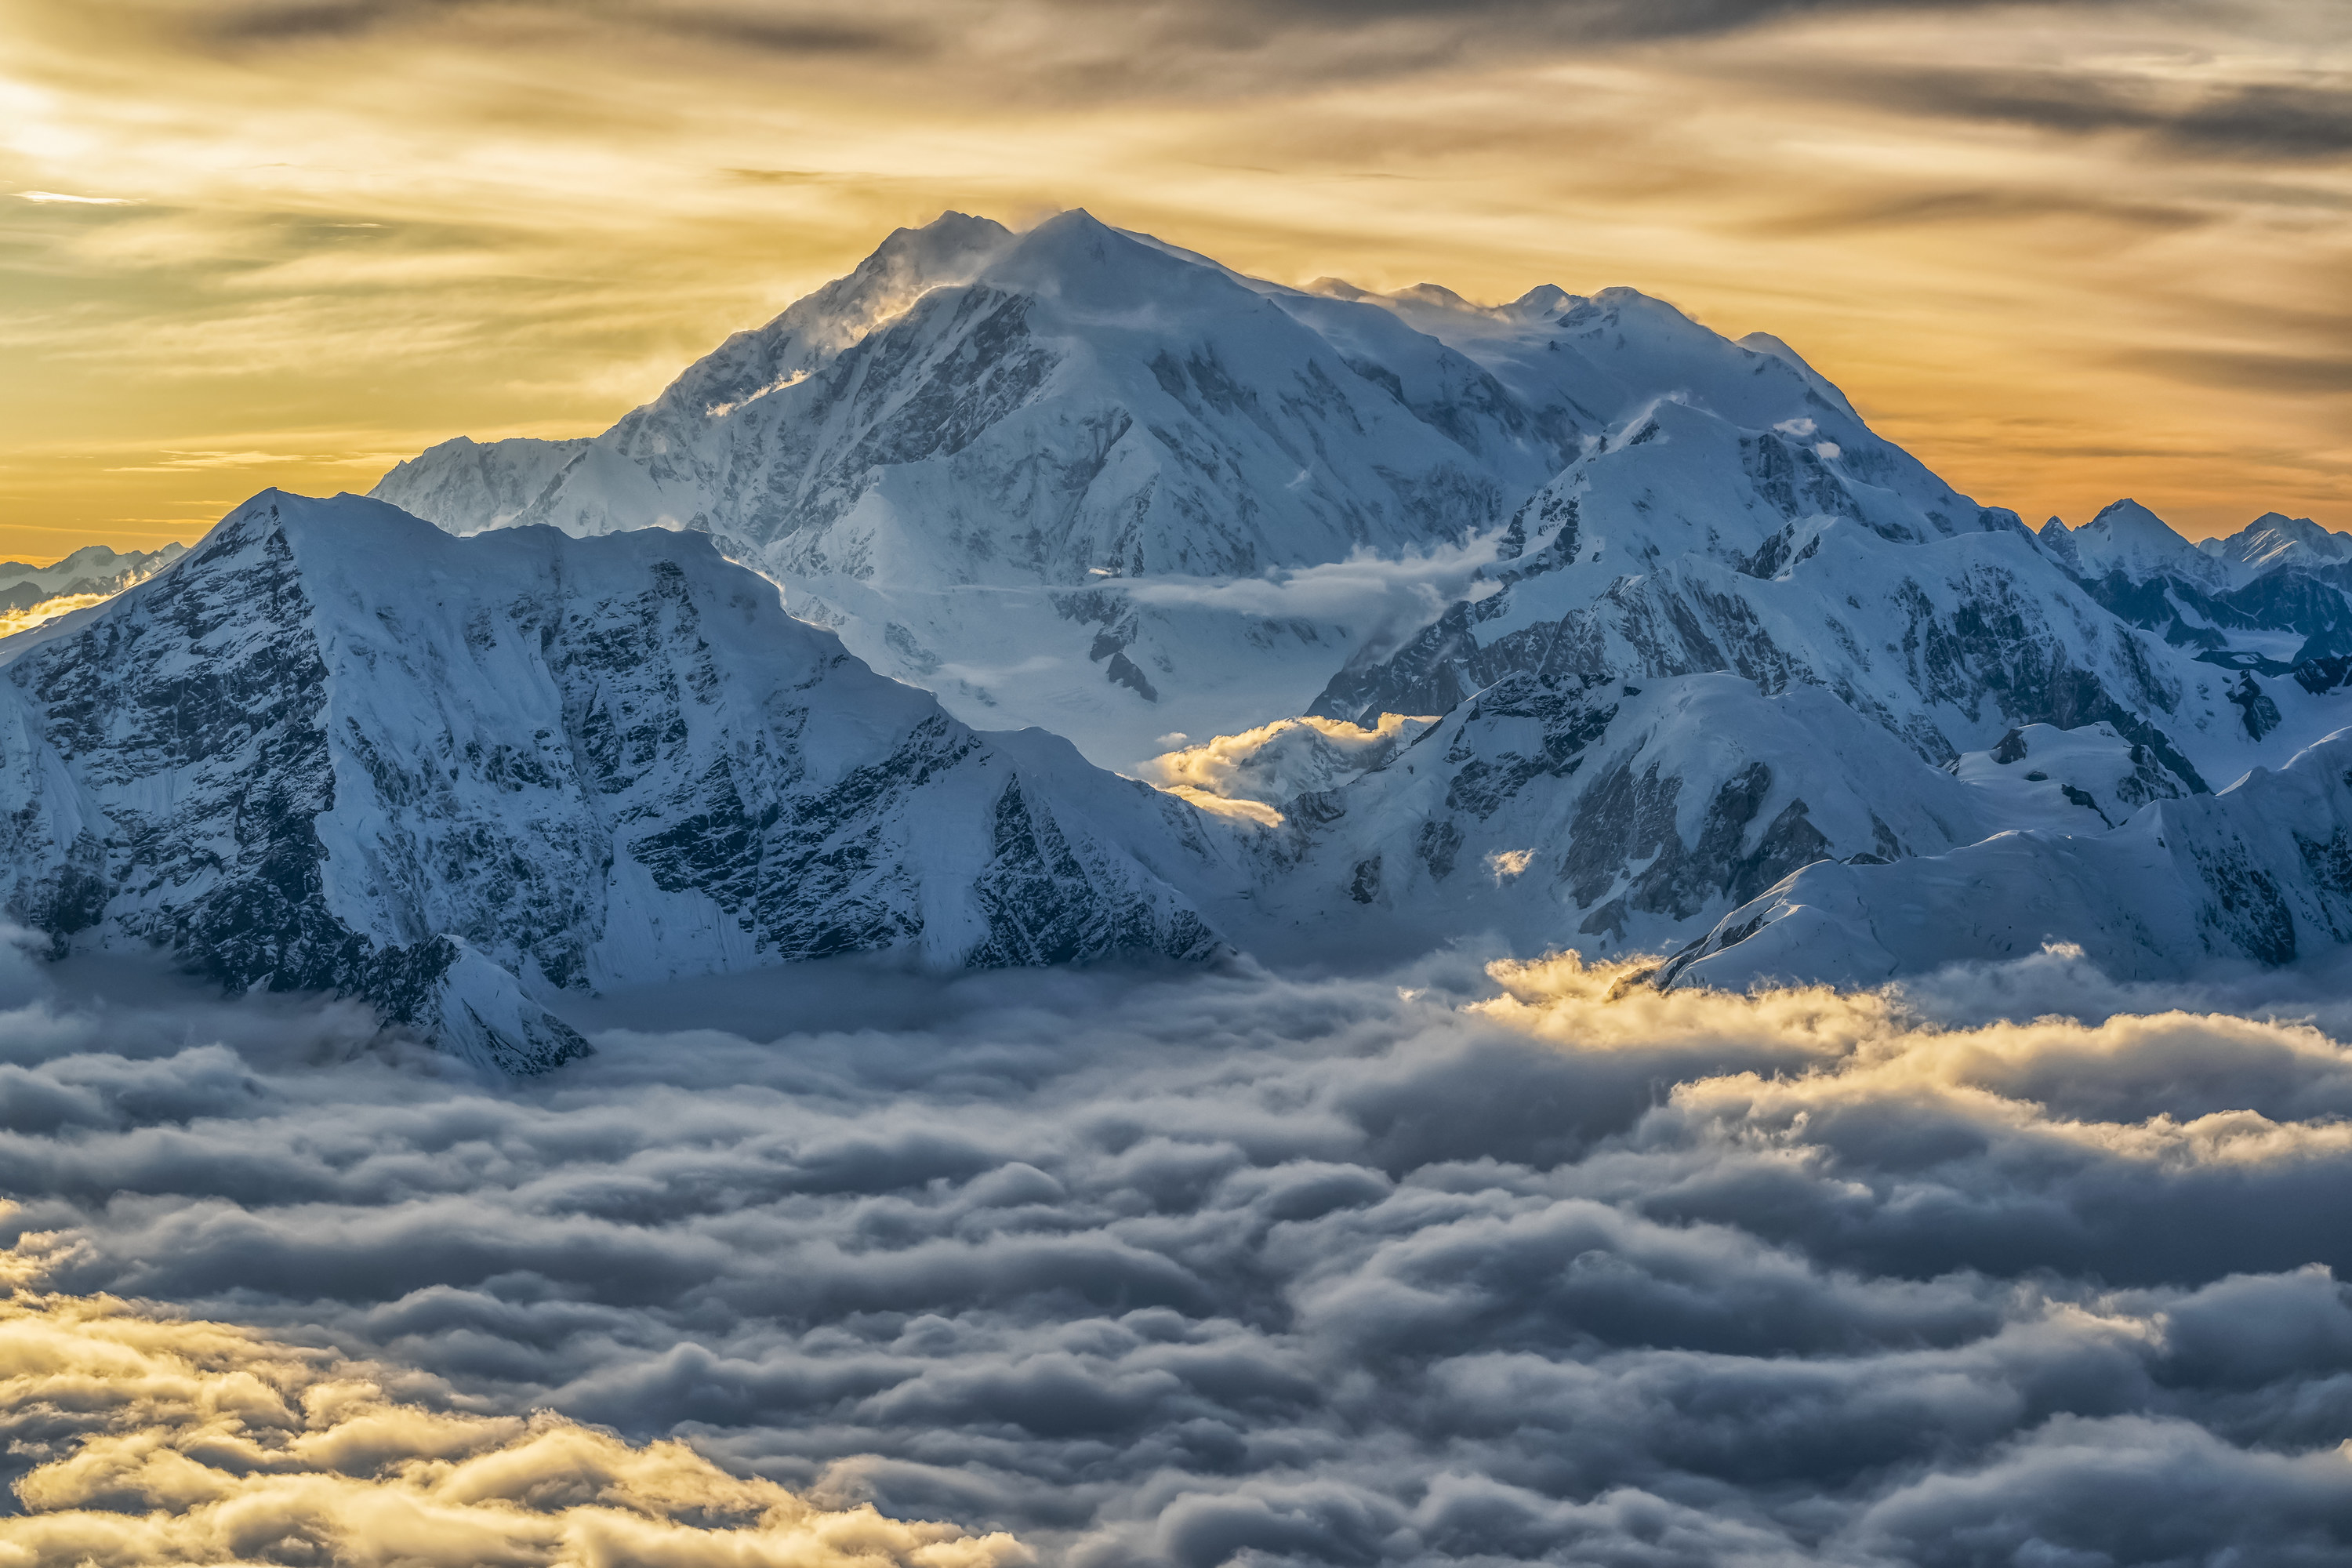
[16,190,136,204]
[101,448,332,473]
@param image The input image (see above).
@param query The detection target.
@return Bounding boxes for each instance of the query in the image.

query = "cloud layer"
[0,1291,1029,1567]
[5,936,2352,1563]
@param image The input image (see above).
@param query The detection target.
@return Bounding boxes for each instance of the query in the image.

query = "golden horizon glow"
[1,0,2345,558]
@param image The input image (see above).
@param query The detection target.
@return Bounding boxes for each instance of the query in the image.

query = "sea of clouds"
[5,931,2352,1566]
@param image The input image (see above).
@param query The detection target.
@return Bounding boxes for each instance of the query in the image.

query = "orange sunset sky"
[1,0,2344,560]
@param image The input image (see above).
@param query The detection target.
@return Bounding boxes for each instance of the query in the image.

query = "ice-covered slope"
[1279,278,1964,536]
[1948,720,2190,833]
[2040,499,2233,588]
[1662,728,2352,989]
[0,490,1240,1070]
[1228,672,1998,966]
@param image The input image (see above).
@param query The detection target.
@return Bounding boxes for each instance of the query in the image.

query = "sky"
[0,0,2344,559]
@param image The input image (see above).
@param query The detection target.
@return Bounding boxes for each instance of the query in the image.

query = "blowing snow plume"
[7,938,2352,1564]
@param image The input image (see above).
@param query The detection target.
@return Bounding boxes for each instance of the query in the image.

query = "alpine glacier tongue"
[0,489,1238,1069]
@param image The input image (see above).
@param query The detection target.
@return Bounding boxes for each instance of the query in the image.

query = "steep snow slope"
[1223,672,1997,967]
[0,491,1240,1069]
[1949,721,2190,833]
[1663,728,2352,989]
[1278,278,1968,539]
[2041,499,2234,589]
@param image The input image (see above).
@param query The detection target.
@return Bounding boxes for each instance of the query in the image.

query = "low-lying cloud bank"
[0,1291,1026,1567]
[5,936,2352,1564]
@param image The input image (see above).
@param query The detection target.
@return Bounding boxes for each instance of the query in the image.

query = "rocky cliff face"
[0,492,1239,1070]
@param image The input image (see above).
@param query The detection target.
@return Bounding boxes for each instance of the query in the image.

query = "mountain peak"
[978,206,1261,314]
[1392,282,1477,312]
[2202,509,2352,574]
[2057,498,2218,583]
[1506,284,1572,318]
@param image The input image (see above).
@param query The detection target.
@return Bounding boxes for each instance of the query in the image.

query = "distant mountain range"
[0,541,183,619]
[5,210,2346,1063]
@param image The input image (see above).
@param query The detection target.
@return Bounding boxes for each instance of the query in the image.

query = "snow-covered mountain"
[2040,499,2234,589]
[335,209,2352,1001]
[1243,382,2352,963]
[0,491,1240,1070]
[2040,501,2352,670]
[378,212,1568,767]
[370,436,590,535]
[373,212,1973,771]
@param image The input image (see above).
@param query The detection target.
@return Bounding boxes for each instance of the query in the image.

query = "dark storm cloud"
[1813,64,2352,162]
[2123,347,2352,397]
[167,0,2142,68]
[1745,186,2216,238]
[8,941,2352,1561]
[187,0,921,54]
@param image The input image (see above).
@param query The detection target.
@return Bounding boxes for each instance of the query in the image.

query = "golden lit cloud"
[0,0,2343,554]
[0,1287,1032,1568]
